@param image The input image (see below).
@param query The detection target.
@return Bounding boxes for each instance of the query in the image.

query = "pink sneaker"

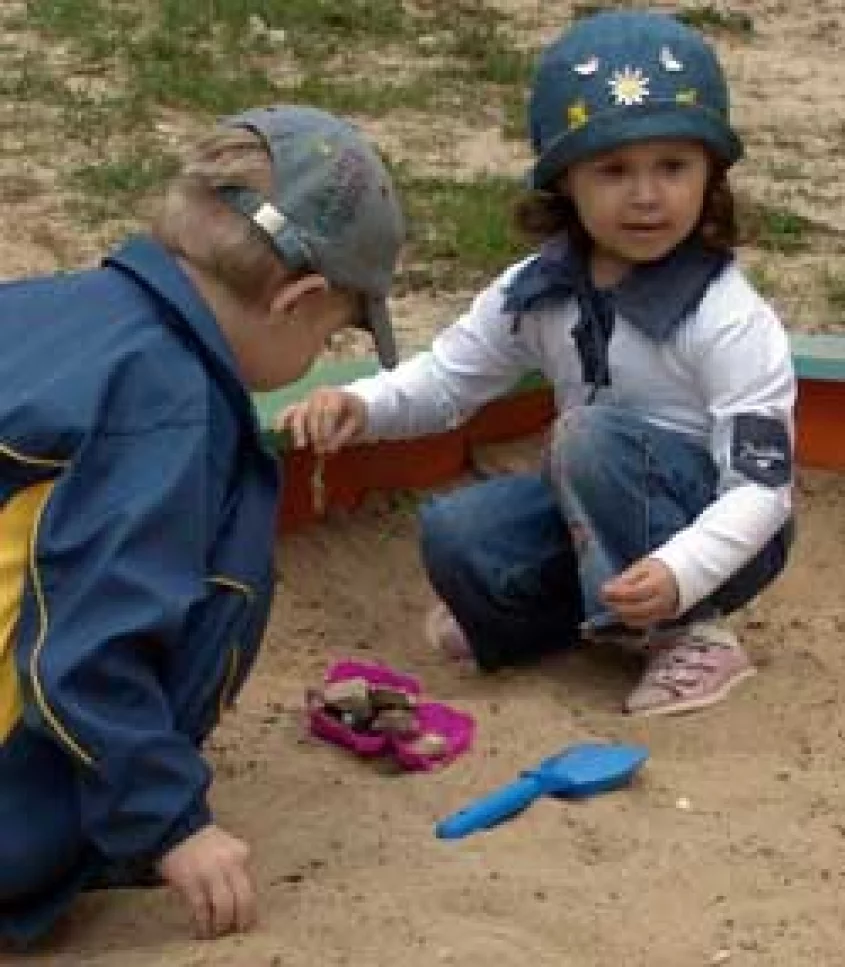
[624,622,756,717]
[424,600,473,659]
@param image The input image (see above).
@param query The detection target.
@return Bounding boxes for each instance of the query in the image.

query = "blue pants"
[0,725,164,946]
[420,406,791,671]
[0,726,90,945]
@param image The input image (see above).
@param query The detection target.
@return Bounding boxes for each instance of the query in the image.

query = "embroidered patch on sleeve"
[730,414,792,488]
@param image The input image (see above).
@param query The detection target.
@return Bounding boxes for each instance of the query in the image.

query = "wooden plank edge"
[262,345,845,532]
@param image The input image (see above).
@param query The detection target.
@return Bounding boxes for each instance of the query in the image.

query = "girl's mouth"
[622,223,667,232]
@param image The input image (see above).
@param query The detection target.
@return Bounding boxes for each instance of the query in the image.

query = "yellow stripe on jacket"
[0,481,54,742]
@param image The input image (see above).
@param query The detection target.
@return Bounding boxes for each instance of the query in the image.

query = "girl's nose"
[630,172,659,206]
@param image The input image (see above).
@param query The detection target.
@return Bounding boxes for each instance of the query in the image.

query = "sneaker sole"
[625,665,757,718]
[424,607,472,660]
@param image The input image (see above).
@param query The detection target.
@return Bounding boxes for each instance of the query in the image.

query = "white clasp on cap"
[252,202,287,235]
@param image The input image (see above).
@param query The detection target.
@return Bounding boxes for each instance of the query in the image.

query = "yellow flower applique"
[567,100,590,130]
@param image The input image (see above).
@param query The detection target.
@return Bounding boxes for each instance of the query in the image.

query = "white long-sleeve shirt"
[349,258,795,614]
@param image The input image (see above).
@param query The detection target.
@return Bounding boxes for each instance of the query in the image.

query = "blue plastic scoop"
[435,741,648,840]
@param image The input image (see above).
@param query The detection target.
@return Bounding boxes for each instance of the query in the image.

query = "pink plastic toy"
[307,660,474,771]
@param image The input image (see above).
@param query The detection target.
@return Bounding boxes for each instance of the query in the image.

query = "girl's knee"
[419,476,556,587]
[552,404,629,457]
[419,486,494,580]
[549,406,619,492]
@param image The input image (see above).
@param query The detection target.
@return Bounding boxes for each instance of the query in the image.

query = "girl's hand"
[275,389,367,454]
[600,558,680,628]
[157,824,257,940]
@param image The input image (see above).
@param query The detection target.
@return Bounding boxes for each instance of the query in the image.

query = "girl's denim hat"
[219,105,405,368]
[528,10,743,189]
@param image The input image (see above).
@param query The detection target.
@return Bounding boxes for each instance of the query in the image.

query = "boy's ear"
[270,273,329,317]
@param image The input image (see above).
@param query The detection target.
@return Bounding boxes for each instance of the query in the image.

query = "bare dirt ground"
[4,1,845,966]
[2,1,845,358]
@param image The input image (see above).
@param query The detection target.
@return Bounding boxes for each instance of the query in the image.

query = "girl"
[279,11,795,718]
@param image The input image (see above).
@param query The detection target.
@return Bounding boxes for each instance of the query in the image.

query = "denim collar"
[503,234,730,341]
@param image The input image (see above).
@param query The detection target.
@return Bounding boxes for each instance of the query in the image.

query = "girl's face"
[562,138,711,287]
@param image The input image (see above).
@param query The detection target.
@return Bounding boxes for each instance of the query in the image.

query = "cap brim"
[363,296,398,369]
[529,106,744,190]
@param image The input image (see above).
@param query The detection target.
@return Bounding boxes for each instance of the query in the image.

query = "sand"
[4,0,845,963]
[9,460,844,967]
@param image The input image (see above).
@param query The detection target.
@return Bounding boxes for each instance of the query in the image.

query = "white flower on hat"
[608,66,650,106]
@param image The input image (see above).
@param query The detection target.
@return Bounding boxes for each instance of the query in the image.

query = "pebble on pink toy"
[307,660,475,771]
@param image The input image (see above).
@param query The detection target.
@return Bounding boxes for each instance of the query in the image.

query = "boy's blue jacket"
[0,237,279,938]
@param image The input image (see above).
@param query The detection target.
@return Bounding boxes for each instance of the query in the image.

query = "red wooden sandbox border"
[272,373,844,533]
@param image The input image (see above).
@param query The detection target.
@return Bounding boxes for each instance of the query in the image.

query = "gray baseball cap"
[220,105,405,368]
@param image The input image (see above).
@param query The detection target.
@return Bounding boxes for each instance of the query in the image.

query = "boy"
[0,105,404,944]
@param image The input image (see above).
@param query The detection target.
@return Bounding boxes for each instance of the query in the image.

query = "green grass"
[823,269,845,319]
[284,74,446,116]
[571,2,621,21]
[769,161,805,181]
[17,0,530,117]
[4,0,535,274]
[8,0,826,305]
[276,0,408,61]
[68,153,181,200]
[0,51,64,100]
[501,86,528,142]
[744,262,779,299]
[435,1,534,87]
[570,2,755,36]
[397,172,529,292]
[740,201,814,254]
[675,4,755,36]
[66,150,181,224]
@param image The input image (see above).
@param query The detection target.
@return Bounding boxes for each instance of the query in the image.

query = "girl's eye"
[659,157,689,174]
[594,163,627,178]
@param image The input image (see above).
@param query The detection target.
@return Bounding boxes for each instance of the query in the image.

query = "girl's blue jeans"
[420,405,792,671]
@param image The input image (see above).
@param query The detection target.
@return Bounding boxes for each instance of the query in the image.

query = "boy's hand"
[275,389,367,454]
[157,824,256,940]
[600,558,680,628]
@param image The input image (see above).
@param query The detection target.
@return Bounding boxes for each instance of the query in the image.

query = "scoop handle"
[435,776,541,840]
